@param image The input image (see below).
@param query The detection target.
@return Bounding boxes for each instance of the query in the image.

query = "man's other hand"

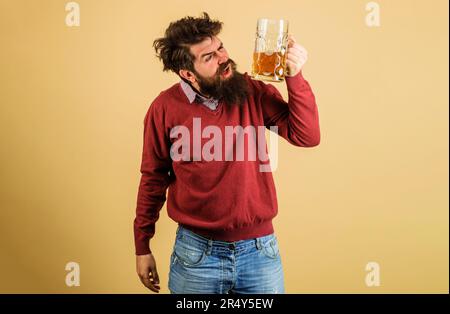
[136,253,160,293]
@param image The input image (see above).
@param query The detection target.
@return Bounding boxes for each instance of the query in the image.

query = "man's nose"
[217,51,228,65]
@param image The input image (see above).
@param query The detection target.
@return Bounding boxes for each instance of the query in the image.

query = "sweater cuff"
[285,70,308,89]
[135,238,152,255]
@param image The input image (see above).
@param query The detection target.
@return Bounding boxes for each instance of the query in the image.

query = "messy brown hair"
[153,12,223,75]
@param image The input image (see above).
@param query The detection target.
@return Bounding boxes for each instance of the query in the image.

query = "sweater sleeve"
[134,99,172,255]
[259,71,321,147]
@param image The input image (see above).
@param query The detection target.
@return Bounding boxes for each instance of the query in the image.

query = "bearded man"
[133,12,320,294]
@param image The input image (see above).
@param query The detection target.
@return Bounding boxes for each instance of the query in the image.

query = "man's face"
[186,36,249,105]
[190,36,232,81]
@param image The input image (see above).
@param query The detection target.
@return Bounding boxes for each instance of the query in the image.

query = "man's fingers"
[287,48,302,59]
[287,34,297,46]
[287,53,300,63]
[152,269,160,284]
[286,59,296,68]
[140,275,160,293]
[287,48,308,64]
[139,270,161,293]
[285,35,308,76]
[288,45,307,56]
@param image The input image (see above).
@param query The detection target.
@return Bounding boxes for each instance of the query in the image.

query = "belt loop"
[255,238,262,250]
[206,239,213,255]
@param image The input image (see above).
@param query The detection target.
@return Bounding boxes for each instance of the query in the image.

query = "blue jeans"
[168,225,285,294]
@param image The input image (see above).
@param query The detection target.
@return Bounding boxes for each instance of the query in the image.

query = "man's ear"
[179,69,196,84]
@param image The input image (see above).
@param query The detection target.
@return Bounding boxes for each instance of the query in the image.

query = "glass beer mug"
[251,18,289,82]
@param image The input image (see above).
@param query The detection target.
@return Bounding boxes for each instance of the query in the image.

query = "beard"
[194,59,249,106]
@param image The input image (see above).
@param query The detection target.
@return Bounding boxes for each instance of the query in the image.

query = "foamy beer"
[251,18,289,82]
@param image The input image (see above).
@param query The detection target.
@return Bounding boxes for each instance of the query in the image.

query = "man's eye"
[205,55,212,61]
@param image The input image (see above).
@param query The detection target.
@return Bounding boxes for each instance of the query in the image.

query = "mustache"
[217,59,236,76]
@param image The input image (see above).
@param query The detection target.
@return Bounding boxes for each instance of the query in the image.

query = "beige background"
[0,0,448,293]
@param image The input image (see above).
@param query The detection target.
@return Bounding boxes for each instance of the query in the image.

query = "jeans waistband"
[176,225,275,253]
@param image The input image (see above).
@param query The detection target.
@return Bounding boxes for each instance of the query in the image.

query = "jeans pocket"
[261,236,280,259]
[173,236,207,267]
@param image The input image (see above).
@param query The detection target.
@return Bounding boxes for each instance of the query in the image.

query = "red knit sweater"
[134,71,320,255]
